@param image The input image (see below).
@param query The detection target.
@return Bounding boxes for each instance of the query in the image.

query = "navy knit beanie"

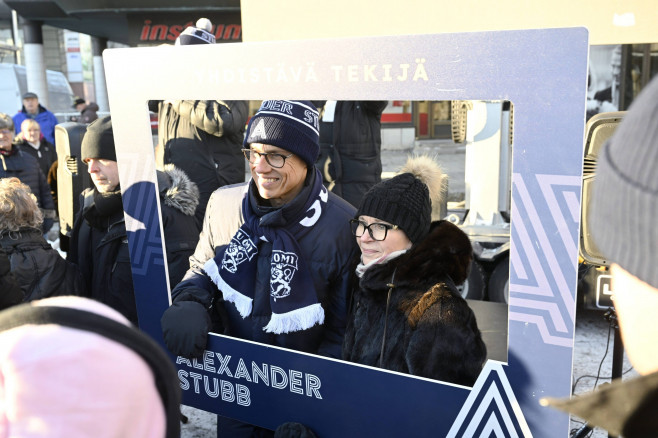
[81,116,116,162]
[590,76,658,288]
[244,100,320,168]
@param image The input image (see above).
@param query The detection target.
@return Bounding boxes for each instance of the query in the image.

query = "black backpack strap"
[0,303,181,438]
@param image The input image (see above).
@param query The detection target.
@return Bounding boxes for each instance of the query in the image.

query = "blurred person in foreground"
[0,113,56,235]
[543,76,658,437]
[161,100,358,437]
[0,296,181,438]
[155,18,249,229]
[12,92,58,145]
[67,116,200,324]
[342,156,486,386]
[0,177,85,301]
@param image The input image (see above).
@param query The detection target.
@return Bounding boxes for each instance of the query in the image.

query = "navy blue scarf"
[204,168,328,334]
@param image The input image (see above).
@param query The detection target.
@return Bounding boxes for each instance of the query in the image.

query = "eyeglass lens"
[243,149,286,168]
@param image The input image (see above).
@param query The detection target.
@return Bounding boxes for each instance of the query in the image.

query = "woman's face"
[356,215,412,265]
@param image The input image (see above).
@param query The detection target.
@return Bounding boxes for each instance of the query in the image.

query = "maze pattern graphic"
[509,173,583,347]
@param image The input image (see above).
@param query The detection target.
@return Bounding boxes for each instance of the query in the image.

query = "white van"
[0,63,76,121]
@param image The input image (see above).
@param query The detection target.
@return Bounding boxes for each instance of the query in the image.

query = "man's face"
[87,158,120,193]
[75,103,86,112]
[23,125,40,143]
[611,47,622,83]
[0,128,13,151]
[23,98,39,115]
[248,143,308,208]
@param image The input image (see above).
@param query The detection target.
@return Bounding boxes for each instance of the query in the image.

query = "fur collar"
[361,220,473,291]
[157,165,199,216]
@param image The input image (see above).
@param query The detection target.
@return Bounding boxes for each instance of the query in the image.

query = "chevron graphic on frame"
[508,173,582,347]
[119,152,166,276]
[447,361,532,437]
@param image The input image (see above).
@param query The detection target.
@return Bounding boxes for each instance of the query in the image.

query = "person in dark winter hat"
[0,296,181,438]
[161,99,357,437]
[543,76,658,437]
[154,17,248,229]
[343,155,487,386]
[68,116,200,324]
[175,17,215,45]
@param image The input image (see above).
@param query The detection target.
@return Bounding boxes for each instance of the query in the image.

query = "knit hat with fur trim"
[590,76,658,288]
[81,115,116,162]
[175,18,215,45]
[244,100,320,168]
[357,155,445,244]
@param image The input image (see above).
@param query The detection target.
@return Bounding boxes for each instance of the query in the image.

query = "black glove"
[274,422,318,438]
[161,300,212,359]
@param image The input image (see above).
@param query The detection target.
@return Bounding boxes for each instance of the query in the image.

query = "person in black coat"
[314,100,388,208]
[0,113,56,234]
[67,116,200,325]
[342,156,487,386]
[0,177,86,301]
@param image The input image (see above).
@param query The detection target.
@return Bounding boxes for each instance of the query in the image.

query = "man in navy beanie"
[161,100,358,437]
[544,76,658,437]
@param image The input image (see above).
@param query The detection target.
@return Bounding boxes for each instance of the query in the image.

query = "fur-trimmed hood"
[157,165,199,217]
[361,220,473,292]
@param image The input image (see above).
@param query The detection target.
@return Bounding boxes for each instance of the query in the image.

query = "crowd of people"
[3,16,655,438]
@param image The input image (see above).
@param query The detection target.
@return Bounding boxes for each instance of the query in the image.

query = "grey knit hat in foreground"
[357,155,444,244]
[590,76,658,288]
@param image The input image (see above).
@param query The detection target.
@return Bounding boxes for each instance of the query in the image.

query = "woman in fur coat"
[342,156,487,386]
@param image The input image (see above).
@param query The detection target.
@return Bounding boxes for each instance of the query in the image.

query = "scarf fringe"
[203,258,253,318]
[263,303,325,334]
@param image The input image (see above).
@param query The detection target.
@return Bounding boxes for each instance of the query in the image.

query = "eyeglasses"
[349,219,399,241]
[242,148,293,169]
[0,129,12,136]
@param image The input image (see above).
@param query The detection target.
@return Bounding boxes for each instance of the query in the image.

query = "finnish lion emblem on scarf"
[270,250,298,300]
[221,230,258,274]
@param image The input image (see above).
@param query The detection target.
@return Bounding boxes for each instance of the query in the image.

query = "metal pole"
[11,10,21,64]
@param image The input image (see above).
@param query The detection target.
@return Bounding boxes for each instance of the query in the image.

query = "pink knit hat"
[0,296,180,438]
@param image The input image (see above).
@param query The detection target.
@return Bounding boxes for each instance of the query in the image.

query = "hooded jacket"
[12,104,59,145]
[157,99,249,229]
[342,220,487,386]
[68,166,200,324]
[0,227,86,302]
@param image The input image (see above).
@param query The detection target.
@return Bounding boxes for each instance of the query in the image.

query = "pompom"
[400,155,446,206]
[195,18,213,32]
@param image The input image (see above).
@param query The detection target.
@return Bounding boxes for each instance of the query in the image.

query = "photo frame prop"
[104,28,588,437]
